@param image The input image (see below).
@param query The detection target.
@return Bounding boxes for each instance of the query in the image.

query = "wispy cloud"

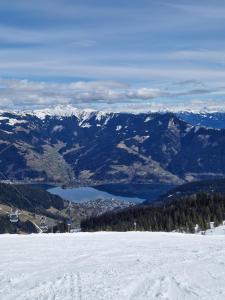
[0,79,167,109]
[166,2,225,19]
[0,1,224,111]
[0,78,224,112]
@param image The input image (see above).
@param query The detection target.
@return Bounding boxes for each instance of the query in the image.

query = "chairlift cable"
[0,143,43,225]
[0,170,34,209]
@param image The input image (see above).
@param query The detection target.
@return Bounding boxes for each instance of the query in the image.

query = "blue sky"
[0,0,225,111]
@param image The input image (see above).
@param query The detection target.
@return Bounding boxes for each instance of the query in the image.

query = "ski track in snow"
[0,232,225,300]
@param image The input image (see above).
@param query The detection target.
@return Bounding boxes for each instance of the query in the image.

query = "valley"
[1,108,225,186]
[1,1,225,298]
[47,183,174,203]
[2,109,225,235]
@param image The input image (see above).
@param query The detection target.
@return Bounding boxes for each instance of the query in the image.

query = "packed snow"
[205,223,225,236]
[0,232,225,300]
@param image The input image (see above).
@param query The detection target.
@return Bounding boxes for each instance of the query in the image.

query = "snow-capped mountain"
[21,105,225,129]
[1,106,225,184]
[28,105,98,120]
[8,104,225,128]
[178,111,225,129]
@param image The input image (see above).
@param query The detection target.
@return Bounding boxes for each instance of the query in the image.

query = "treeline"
[0,215,38,234]
[81,192,225,233]
[156,178,225,204]
[0,183,64,212]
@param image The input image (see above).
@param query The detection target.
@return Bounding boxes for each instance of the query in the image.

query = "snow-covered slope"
[0,232,225,300]
[178,112,225,129]
[30,105,97,120]
[205,223,225,235]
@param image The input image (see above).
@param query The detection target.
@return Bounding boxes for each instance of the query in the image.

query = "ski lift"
[66,218,73,233]
[66,201,73,232]
[39,216,48,233]
[134,220,137,231]
[67,218,72,226]
[9,208,19,223]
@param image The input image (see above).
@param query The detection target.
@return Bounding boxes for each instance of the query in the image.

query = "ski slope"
[205,223,225,235]
[0,232,225,300]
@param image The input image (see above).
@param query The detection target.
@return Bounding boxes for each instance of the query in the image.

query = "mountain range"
[1,105,225,185]
[178,112,225,129]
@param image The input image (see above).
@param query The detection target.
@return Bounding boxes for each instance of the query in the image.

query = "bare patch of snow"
[52,125,64,133]
[0,116,8,122]
[7,119,28,126]
[80,123,91,128]
[144,116,152,122]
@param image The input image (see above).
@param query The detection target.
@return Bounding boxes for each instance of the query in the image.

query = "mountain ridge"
[4,104,225,117]
[1,108,225,185]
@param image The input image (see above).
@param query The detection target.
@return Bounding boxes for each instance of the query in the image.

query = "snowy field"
[0,232,225,300]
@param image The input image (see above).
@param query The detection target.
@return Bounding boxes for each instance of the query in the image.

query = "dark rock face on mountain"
[0,110,225,185]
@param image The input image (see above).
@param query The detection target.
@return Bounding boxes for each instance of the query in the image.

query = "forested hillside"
[0,183,64,212]
[149,178,225,204]
[0,183,68,234]
[81,192,225,233]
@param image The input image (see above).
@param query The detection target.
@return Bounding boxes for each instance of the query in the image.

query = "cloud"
[0,0,225,113]
[175,80,205,87]
[0,1,224,85]
[69,81,129,90]
[167,2,225,19]
[0,78,224,112]
[0,79,168,109]
[127,88,168,99]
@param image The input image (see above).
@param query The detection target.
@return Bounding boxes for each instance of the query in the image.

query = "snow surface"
[0,232,225,300]
[27,105,97,120]
[1,104,225,121]
[0,116,27,126]
[205,223,225,236]
[7,119,28,126]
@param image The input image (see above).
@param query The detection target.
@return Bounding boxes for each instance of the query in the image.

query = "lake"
[48,184,174,204]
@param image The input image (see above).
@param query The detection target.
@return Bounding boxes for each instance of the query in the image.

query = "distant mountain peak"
[1,103,225,119]
[29,105,97,119]
[0,108,225,185]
